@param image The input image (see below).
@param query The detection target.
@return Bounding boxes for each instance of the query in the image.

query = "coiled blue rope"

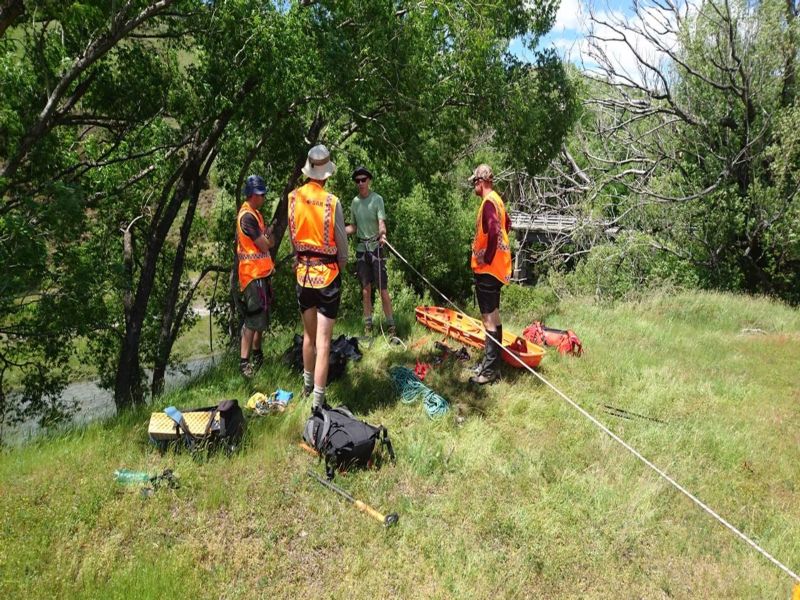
[389,366,449,419]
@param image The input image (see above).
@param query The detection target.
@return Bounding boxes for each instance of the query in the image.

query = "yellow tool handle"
[792,582,800,600]
[354,500,386,524]
[298,442,318,456]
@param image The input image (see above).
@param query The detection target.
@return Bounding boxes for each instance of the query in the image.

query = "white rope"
[384,239,800,584]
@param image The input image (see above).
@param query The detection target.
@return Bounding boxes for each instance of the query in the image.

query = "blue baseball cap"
[244,175,267,196]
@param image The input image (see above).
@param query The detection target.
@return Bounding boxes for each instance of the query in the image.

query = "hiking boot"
[387,324,397,338]
[470,368,499,385]
[301,384,313,398]
[466,359,485,375]
[251,350,264,371]
[240,361,254,378]
[364,321,374,336]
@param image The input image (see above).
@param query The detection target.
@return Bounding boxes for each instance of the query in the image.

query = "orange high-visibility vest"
[471,190,512,284]
[237,202,274,291]
[289,181,339,288]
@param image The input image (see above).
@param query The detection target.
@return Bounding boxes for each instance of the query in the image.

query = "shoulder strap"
[164,406,197,449]
[380,426,396,463]
[318,409,332,449]
[204,408,219,437]
[331,406,355,419]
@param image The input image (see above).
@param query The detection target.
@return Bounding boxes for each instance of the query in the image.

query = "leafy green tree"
[0,0,194,433]
[1,0,578,435]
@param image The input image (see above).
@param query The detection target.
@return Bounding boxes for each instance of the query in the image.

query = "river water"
[3,355,220,445]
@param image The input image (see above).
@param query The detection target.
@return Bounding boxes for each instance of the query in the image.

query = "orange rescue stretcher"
[414,306,545,369]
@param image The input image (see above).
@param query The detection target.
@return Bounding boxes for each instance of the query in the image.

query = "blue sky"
[509,0,680,85]
[510,0,638,68]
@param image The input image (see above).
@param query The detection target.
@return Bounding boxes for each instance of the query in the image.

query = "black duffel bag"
[302,405,394,479]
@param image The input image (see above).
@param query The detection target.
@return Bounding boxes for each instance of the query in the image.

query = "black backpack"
[302,406,395,479]
[283,334,361,383]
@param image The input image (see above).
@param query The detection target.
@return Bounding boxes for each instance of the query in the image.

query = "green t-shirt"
[350,191,386,252]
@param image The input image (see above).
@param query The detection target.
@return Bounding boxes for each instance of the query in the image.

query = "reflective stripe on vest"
[288,181,339,288]
[237,202,275,291]
[471,190,512,285]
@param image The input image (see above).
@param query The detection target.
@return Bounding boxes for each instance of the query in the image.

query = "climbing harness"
[382,238,800,589]
[390,365,449,419]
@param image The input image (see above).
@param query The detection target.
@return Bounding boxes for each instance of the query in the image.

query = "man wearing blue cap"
[236,175,275,378]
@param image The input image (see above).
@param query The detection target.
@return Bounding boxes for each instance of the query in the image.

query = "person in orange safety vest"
[237,175,275,378]
[468,164,512,385]
[288,145,348,411]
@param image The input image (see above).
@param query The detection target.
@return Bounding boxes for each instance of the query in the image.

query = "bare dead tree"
[565,0,800,293]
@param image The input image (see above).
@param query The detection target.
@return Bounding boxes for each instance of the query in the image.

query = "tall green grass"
[1,290,799,598]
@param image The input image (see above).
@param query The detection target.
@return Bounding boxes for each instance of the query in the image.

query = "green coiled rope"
[389,365,449,419]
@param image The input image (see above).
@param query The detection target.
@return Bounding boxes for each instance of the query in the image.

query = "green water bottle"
[114,468,152,484]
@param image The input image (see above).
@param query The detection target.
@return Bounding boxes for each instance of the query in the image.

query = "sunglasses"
[472,178,483,184]
[355,177,369,183]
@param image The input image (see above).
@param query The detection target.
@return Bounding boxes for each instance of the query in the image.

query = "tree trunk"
[115,173,194,409]
[0,0,25,37]
[113,78,257,409]
[782,0,798,108]
[151,170,206,397]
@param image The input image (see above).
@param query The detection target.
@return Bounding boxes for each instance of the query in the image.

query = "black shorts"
[474,273,502,314]
[356,249,388,290]
[297,275,342,319]
[241,277,272,332]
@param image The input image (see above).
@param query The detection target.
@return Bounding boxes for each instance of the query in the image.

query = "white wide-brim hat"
[302,144,337,180]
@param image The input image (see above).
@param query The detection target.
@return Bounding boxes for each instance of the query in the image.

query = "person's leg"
[375,253,395,333]
[301,306,317,379]
[251,330,264,369]
[472,275,502,384]
[311,276,342,408]
[241,278,269,374]
[240,325,255,376]
[312,313,336,408]
[357,251,374,334]
[362,283,373,333]
[480,308,500,331]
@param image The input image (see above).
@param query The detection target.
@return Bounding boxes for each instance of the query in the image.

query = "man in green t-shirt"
[345,166,395,337]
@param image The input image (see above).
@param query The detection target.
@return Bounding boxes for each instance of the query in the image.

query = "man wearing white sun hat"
[288,144,348,411]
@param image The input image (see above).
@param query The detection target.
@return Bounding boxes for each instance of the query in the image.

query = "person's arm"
[334,202,348,271]
[378,219,387,243]
[255,224,274,253]
[240,213,273,253]
[345,201,357,235]
[376,195,387,243]
[481,200,500,265]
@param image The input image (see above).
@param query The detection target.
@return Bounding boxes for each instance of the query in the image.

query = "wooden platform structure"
[509,211,618,240]
[508,210,619,282]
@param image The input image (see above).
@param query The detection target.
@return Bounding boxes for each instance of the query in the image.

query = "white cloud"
[581,3,680,85]
[542,0,697,85]
[553,0,586,32]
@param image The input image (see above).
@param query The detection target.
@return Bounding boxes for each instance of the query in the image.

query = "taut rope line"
[383,239,800,585]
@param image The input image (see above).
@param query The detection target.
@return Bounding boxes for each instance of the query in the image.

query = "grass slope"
[1,291,799,599]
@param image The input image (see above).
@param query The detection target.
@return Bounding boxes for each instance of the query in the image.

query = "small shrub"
[502,284,560,321]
